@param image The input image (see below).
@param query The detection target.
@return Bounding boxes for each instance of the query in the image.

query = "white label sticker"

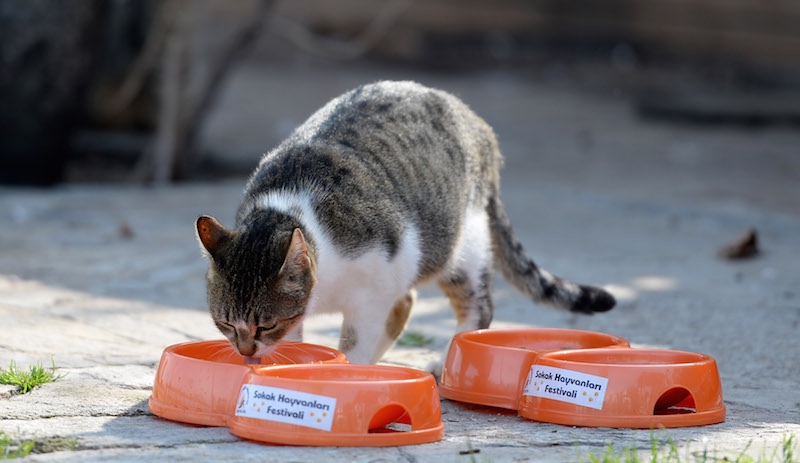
[523,365,609,410]
[234,384,337,431]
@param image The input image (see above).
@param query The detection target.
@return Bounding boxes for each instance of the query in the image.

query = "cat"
[196,80,615,366]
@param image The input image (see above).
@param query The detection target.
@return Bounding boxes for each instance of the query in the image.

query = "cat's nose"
[236,340,257,357]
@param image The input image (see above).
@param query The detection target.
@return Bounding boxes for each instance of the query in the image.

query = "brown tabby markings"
[385,289,415,341]
[339,323,357,354]
[196,81,615,366]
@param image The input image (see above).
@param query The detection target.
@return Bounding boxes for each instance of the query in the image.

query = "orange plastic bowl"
[439,328,629,409]
[148,340,348,427]
[229,364,444,446]
[518,348,725,428]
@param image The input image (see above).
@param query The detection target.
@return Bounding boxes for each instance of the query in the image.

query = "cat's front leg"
[338,289,415,364]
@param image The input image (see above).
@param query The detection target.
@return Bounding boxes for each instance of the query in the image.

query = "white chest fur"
[248,190,422,316]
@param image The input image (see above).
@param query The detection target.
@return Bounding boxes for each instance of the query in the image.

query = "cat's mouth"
[233,314,305,364]
[240,341,279,364]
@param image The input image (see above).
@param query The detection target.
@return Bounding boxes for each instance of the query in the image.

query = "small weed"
[783,434,796,462]
[31,437,79,454]
[398,331,433,347]
[0,359,62,394]
[459,438,488,463]
[582,433,798,463]
[0,431,34,459]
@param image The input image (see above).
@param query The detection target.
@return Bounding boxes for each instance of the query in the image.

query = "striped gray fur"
[196,81,614,365]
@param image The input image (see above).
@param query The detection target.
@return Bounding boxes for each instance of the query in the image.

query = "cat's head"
[195,214,316,362]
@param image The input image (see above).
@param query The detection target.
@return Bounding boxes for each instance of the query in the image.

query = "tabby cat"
[196,81,614,366]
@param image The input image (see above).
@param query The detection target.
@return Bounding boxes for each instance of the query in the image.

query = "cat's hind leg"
[339,289,416,364]
[438,267,494,334]
[429,209,495,376]
[440,207,495,334]
[428,267,494,378]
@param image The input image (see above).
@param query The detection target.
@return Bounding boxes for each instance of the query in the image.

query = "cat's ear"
[278,228,315,293]
[196,215,233,258]
[281,228,312,274]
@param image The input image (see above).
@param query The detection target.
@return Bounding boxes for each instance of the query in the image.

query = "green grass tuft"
[581,433,797,463]
[0,431,34,460]
[0,359,62,394]
[397,331,433,347]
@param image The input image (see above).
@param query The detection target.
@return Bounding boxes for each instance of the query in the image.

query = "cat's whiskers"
[264,347,298,365]
[276,341,314,364]
[196,342,233,361]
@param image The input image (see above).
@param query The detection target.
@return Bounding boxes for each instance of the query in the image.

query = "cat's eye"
[255,323,278,337]
[218,321,235,332]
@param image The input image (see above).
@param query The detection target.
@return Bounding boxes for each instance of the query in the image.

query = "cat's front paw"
[425,359,444,382]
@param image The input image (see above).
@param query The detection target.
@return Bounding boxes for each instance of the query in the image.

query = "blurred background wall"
[1,0,799,185]
[275,0,800,69]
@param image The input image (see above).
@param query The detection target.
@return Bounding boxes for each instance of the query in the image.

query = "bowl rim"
[454,328,630,351]
[521,407,726,429]
[164,339,348,364]
[246,363,434,385]
[230,419,445,446]
[537,347,715,367]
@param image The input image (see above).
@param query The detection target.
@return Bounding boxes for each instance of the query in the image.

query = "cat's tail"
[487,195,615,314]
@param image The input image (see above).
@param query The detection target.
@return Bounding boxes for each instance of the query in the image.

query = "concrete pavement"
[1,63,799,461]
